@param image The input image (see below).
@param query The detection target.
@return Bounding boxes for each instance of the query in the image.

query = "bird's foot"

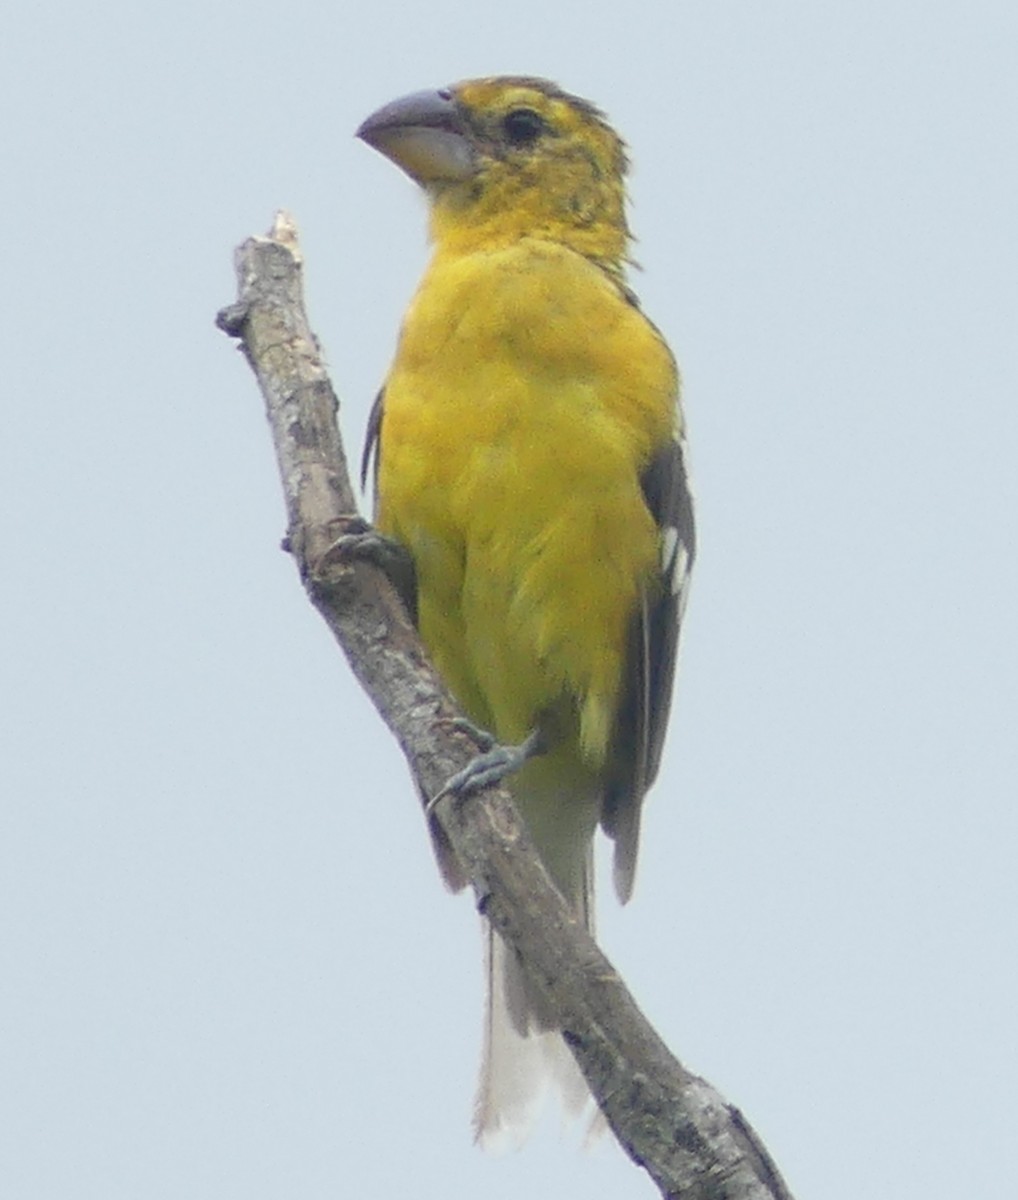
[324,519,417,620]
[426,727,545,815]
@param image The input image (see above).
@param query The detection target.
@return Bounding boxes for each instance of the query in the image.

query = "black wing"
[602,433,695,902]
[361,387,385,493]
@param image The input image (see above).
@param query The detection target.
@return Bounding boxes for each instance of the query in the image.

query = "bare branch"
[216,211,795,1200]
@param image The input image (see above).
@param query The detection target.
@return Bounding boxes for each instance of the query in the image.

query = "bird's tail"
[473,775,599,1148]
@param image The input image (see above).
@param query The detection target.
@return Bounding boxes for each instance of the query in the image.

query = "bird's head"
[357,76,631,273]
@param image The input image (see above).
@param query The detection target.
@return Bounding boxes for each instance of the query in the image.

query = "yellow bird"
[357,77,694,1145]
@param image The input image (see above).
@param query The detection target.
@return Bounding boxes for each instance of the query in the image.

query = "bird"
[356,76,695,1146]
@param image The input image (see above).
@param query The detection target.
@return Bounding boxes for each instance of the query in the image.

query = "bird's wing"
[360,387,385,492]
[602,432,695,902]
[361,386,467,892]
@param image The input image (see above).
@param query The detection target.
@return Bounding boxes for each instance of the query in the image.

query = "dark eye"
[502,108,545,146]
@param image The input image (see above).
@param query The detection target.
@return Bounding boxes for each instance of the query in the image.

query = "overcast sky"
[3,2,1016,1198]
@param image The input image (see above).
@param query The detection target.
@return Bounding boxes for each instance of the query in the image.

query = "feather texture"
[358,76,694,1141]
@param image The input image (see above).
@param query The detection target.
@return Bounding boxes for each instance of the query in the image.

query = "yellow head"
[357,76,631,274]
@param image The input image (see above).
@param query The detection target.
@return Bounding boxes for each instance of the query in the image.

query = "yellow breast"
[376,239,677,766]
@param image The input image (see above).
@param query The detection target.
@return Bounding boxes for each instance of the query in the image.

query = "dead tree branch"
[216,211,795,1200]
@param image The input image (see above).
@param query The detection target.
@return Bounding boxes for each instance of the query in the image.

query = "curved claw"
[426,728,544,816]
[326,525,418,622]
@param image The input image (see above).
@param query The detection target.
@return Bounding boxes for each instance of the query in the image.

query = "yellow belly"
[375,238,676,770]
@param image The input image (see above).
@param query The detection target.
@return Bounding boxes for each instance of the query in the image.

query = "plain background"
[3,2,1015,1197]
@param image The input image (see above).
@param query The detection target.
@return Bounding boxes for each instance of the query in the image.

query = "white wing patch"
[660,525,691,602]
[660,526,679,576]
[672,542,691,600]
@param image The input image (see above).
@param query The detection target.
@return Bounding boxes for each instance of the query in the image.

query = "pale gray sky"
[3,2,1016,1197]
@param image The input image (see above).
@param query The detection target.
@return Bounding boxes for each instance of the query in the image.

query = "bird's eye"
[502,108,545,146]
